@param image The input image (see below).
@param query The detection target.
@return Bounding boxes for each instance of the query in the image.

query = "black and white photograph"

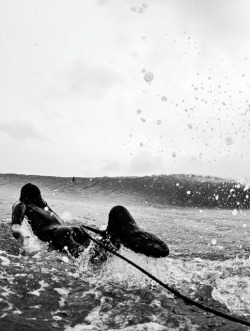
[1,1,250,330]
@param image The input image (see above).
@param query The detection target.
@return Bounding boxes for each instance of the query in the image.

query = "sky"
[1,0,250,180]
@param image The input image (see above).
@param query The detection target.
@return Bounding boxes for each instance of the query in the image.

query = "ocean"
[0,173,250,331]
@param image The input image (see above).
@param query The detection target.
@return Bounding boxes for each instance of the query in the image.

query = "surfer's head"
[20,183,47,207]
[107,205,138,237]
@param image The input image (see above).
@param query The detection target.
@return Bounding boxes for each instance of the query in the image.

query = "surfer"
[89,205,169,261]
[11,183,169,259]
[11,183,90,257]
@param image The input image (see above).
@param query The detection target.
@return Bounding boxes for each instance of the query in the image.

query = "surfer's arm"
[11,202,26,239]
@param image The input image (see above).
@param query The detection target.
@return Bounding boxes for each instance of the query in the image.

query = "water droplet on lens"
[232,209,238,216]
[211,239,217,245]
[144,72,154,83]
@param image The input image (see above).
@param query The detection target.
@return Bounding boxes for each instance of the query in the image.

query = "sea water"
[0,174,250,330]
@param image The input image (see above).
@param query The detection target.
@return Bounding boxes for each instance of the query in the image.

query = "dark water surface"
[0,174,250,330]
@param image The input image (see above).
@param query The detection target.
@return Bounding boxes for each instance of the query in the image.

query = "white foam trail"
[64,322,170,331]
[18,219,44,255]
[81,250,250,317]
[110,322,171,331]
[213,275,250,316]
[64,324,98,331]
[29,280,49,296]
[84,306,102,325]
[54,288,70,307]
[0,255,10,266]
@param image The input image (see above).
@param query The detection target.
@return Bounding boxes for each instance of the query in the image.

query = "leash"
[81,224,250,327]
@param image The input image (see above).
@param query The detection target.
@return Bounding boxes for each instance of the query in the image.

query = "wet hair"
[20,183,47,208]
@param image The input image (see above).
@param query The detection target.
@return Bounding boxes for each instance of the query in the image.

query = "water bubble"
[141,118,146,122]
[244,184,250,191]
[188,123,192,129]
[161,96,167,102]
[144,72,154,83]
[172,152,176,157]
[156,120,162,125]
[232,209,238,216]
[61,256,70,263]
[187,191,191,195]
[225,136,234,145]
[176,183,179,186]
[131,6,145,14]
[136,109,142,114]
[211,239,217,245]
[139,142,143,147]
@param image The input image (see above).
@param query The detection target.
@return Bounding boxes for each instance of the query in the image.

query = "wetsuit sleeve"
[11,202,26,239]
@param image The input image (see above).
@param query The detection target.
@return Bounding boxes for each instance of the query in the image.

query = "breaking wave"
[0,173,249,209]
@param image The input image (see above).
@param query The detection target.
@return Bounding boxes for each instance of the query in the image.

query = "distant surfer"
[72,176,76,183]
[11,183,169,259]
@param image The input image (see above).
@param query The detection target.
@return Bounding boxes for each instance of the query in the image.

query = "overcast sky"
[1,0,250,180]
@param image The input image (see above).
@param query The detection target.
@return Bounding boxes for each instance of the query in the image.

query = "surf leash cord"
[81,225,250,328]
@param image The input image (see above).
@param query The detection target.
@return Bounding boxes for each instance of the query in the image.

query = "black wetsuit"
[11,201,90,257]
[12,201,169,259]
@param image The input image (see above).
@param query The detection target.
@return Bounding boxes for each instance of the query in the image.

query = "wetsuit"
[11,201,90,257]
